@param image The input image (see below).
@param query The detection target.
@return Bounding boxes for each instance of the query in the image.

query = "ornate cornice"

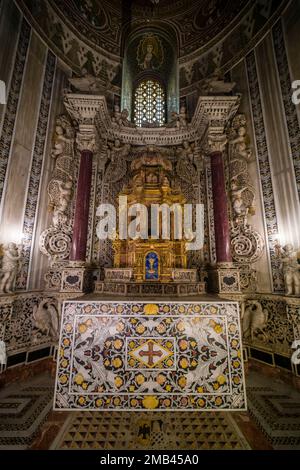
[64,93,240,150]
[198,96,240,154]
[94,95,209,146]
[64,94,103,125]
[198,96,240,132]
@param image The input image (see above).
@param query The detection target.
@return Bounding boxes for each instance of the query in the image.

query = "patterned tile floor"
[0,366,299,450]
[0,374,54,449]
[50,411,250,450]
[246,371,300,449]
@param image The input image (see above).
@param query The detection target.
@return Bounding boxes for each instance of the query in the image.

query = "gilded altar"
[95,150,206,295]
[113,151,187,283]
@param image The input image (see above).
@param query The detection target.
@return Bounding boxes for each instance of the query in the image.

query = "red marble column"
[70,149,93,262]
[210,151,232,263]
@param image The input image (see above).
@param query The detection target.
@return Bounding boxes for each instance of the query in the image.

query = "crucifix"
[139,341,163,366]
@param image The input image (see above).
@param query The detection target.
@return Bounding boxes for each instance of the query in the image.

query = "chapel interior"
[0,0,300,451]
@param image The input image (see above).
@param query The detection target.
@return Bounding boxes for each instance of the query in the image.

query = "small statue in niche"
[278,243,300,296]
[0,243,22,294]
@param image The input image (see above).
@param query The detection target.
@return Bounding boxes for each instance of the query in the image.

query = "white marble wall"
[0,4,70,290]
[0,32,46,244]
[255,34,300,250]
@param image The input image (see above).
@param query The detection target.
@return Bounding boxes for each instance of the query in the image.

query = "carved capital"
[208,134,227,154]
[64,93,103,125]
[76,127,96,153]
[198,95,240,133]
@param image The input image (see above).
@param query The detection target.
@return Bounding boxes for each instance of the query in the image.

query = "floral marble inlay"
[54,300,246,411]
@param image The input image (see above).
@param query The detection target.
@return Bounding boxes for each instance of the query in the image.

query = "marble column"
[207,134,240,293]
[60,127,96,293]
[209,136,232,263]
[60,94,102,293]
[69,143,93,262]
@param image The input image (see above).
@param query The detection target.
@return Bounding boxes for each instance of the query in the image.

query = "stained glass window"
[133,79,166,127]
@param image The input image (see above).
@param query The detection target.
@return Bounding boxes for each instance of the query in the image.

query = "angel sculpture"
[0,243,21,294]
[32,299,59,341]
[105,139,131,183]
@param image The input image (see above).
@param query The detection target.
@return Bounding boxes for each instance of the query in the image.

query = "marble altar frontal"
[54,301,246,411]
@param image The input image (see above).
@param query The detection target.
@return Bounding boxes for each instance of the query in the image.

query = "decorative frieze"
[17,50,56,290]
[246,51,285,292]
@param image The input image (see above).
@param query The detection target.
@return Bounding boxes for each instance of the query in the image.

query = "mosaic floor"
[0,367,299,450]
[0,374,54,450]
[246,371,300,450]
[50,411,250,450]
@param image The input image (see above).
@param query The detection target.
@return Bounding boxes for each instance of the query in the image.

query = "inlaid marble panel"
[54,301,246,411]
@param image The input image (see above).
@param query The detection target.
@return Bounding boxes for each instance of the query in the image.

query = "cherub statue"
[0,243,21,294]
[279,244,300,296]
[229,125,252,162]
